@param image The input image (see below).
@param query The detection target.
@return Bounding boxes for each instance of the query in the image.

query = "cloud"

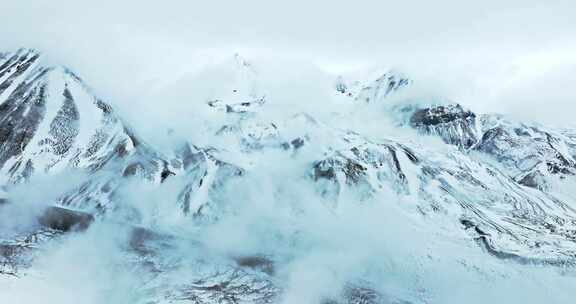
[1,0,575,115]
[2,2,576,303]
[0,170,90,237]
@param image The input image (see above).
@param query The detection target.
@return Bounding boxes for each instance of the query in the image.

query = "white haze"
[2,0,576,129]
[2,151,576,303]
[0,171,90,237]
[1,1,576,303]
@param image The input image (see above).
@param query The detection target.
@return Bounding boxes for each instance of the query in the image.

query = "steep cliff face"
[409,104,479,148]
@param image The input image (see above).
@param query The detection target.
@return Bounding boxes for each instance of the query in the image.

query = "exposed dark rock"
[0,49,40,96]
[410,104,475,127]
[46,87,80,155]
[322,283,411,304]
[517,170,547,190]
[313,163,337,181]
[37,206,94,232]
[128,226,178,255]
[313,157,367,184]
[290,138,305,149]
[123,162,144,177]
[409,104,478,148]
[234,255,275,275]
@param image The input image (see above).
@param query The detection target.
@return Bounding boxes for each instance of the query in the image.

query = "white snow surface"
[1,49,576,304]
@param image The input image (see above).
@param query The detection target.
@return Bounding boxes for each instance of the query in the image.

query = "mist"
[2,1,576,303]
[2,153,576,303]
[2,0,576,129]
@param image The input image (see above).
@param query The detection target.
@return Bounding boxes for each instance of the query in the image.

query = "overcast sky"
[1,0,575,125]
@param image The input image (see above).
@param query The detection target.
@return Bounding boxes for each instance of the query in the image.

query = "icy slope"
[1,50,576,303]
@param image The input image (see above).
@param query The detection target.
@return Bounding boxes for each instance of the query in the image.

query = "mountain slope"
[0,49,159,183]
[2,50,576,304]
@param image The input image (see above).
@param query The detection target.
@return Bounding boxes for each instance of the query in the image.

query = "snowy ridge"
[0,49,140,183]
[2,49,576,303]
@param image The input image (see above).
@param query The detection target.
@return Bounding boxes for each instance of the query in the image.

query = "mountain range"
[1,48,576,304]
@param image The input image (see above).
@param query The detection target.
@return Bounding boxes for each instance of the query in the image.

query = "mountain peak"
[3,46,576,304]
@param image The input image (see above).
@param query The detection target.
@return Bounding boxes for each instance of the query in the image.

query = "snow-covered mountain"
[2,48,576,304]
[0,49,139,181]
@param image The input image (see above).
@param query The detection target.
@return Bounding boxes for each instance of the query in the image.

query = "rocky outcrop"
[407,103,576,190]
[409,104,478,148]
